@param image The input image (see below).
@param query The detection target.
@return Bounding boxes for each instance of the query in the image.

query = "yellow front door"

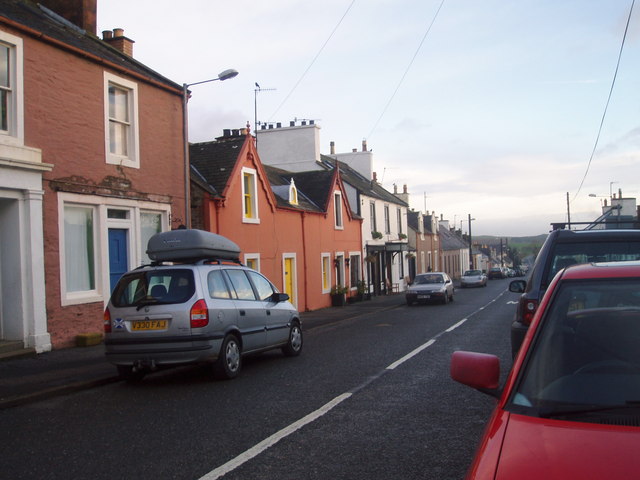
[284,257,295,305]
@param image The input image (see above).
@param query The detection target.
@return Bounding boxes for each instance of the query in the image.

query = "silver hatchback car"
[104,230,302,381]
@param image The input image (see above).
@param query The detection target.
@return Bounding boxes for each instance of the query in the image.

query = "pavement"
[0,293,404,409]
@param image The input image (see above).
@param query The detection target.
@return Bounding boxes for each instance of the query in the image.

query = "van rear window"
[111,269,195,307]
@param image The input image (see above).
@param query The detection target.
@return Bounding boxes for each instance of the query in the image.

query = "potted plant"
[399,233,407,240]
[330,284,348,306]
[371,231,383,240]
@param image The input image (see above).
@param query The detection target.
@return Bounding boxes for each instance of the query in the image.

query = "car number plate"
[418,294,430,299]
[131,320,168,331]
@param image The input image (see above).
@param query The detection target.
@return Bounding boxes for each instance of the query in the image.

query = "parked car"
[461,269,487,288]
[104,229,303,381]
[406,272,454,305]
[510,228,640,357]
[451,261,640,479]
[487,267,506,279]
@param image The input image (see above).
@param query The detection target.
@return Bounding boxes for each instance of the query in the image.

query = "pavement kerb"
[0,375,121,410]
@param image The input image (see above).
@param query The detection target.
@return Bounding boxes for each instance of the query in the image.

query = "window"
[350,253,361,288]
[335,254,345,287]
[397,208,402,234]
[321,254,331,293]
[0,31,23,143]
[59,193,170,305]
[226,269,256,300]
[334,191,343,229]
[242,167,259,223]
[247,271,275,301]
[370,202,377,232]
[289,179,298,205]
[104,72,139,168]
[140,212,162,264]
[244,254,260,271]
[384,205,390,234]
[64,205,96,293]
[207,270,232,299]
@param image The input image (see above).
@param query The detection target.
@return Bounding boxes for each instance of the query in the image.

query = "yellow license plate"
[131,320,168,331]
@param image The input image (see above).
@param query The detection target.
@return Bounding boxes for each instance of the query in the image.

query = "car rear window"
[111,269,195,307]
[544,241,640,286]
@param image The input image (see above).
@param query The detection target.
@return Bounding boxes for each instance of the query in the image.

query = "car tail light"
[521,298,538,325]
[190,299,209,328]
[103,307,112,333]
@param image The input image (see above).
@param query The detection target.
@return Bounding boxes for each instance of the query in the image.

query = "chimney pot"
[301,121,307,126]
[330,141,335,155]
[223,129,231,136]
[276,122,281,128]
[362,139,367,152]
[102,30,113,39]
[373,172,377,182]
[113,28,124,37]
[403,184,407,194]
[290,121,295,127]
[310,120,315,125]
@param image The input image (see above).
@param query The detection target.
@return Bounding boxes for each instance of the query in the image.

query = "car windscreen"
[415,274,443,284]
[508,278,640,422]
[111,269,195,307]
[544,241,640,287]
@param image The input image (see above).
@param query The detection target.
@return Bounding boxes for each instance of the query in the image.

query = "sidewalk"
[0,293,404,409]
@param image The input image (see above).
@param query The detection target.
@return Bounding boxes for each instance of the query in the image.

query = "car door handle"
[239,310,246,316]
[266,310,271,316]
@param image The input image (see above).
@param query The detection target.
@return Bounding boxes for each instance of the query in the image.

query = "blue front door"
[109,229,128,292]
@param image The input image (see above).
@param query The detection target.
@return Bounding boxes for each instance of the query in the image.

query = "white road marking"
[199,289,509,479]
[386,339,436,370]
[199,393,352,480]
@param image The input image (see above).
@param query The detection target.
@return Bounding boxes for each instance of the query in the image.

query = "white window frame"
[104,72,140,168]
[0,31,23,145]
[349,251,361,291]
[321,253,331,294]
[289,179,298,205]
[334,252,345,288]
[58,192,170,306]
[241,167,260,224]
[244,253,261,271]
[334,190,344,230]
[384,204,390,234]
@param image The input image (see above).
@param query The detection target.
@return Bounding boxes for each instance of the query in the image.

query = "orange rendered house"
[190,129,363,311]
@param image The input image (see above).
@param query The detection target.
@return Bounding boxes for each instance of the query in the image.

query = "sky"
[98,0,640,237]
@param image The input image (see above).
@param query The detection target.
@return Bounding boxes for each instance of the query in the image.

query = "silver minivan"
[103,230,302,381]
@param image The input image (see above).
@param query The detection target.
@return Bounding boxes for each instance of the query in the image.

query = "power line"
[572,0,635,202]
[268,0,356,121]
[367,0,446,141]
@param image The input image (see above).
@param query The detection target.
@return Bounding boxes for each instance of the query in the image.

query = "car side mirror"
[270,292,290,303]
[450,351,501,398]
[509,280,526,293]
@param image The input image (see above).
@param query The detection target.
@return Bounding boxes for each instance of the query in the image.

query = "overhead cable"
[572,0,635,202]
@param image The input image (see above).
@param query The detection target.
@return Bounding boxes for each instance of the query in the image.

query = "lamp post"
[468,214,475,269]
[182,69,239,228]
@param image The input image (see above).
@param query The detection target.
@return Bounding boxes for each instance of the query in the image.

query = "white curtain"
[64,206,94,292]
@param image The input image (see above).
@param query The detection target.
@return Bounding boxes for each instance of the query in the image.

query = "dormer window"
[289,178,298,205]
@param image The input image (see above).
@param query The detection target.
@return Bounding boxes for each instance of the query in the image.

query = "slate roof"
[319,155,409,207]
[263,166,329,213]
[190,136,246,197]
[1,0,180,91]
[439,225,469,251]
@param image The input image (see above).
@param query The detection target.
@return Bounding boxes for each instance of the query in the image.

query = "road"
[0,278,517,480]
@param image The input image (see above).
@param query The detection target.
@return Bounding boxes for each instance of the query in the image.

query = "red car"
[451,261,640,479]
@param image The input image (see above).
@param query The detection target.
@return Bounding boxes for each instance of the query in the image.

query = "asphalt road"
[0,278,517,480]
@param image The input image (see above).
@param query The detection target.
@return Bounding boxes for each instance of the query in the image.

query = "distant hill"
[474,234,548,246]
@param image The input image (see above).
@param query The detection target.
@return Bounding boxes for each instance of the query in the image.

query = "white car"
[460,269,487,288]
[405,272,455,305]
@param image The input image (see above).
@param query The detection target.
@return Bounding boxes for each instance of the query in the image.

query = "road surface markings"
[199,289,507,479]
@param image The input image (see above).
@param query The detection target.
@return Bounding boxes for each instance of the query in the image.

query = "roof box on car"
[147,229,241,262]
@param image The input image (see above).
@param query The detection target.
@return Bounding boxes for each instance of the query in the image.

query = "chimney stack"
[102,28,135,57]
[39,0,97,35]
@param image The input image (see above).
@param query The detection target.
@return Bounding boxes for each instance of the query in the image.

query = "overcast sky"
[98,0,640,237]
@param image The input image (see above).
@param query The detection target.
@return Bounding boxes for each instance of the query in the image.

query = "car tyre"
[282,322,303,357]
[117,365,145,383]
[214,334,241,380]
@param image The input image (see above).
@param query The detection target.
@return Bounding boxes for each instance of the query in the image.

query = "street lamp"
[182,69,239,228]
[468,214,475,269]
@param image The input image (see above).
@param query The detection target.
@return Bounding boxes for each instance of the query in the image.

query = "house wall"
[16,29,184,347]
[202,135,362,312]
